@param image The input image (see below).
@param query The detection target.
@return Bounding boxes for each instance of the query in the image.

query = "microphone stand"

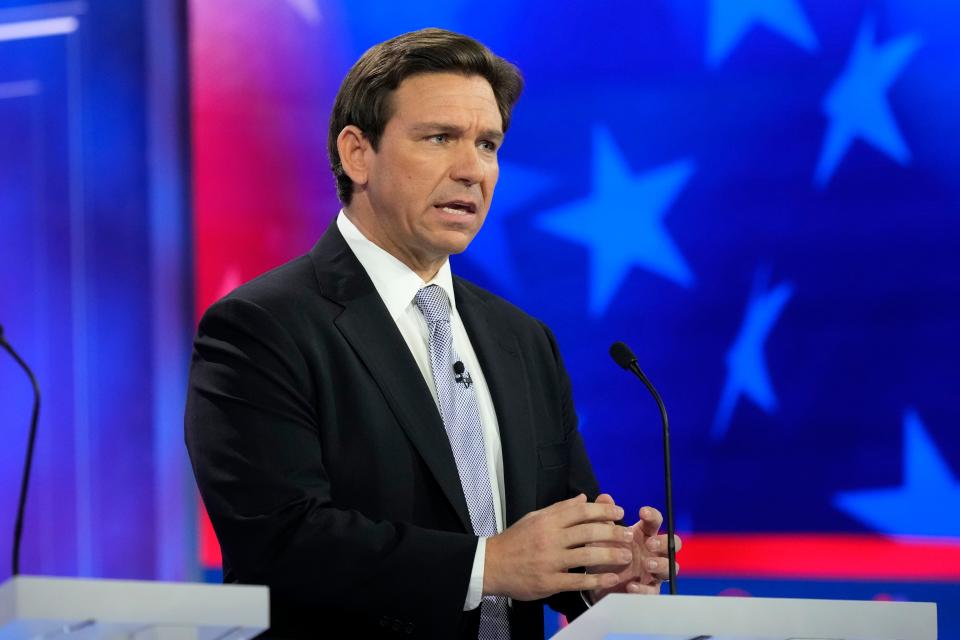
[610,342,677,594]
[1,325,41,576]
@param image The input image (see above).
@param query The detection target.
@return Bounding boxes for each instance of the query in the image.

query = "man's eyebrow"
[409,122,504,141]
[479,128,505,143]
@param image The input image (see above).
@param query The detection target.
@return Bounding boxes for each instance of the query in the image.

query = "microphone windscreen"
[609,341,637,371]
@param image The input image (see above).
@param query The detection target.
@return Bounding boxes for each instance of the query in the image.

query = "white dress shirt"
[337,211,504,611]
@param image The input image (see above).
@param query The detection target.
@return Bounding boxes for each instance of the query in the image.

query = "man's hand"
[483,494,635,601]
[588,494,682,601]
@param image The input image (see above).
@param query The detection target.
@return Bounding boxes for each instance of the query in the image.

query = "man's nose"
[450,143,485,185]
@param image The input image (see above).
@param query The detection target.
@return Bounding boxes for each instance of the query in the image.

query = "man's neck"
[342,207,445,282]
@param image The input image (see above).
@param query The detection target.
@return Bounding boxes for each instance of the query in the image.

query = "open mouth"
[434,201,477,215]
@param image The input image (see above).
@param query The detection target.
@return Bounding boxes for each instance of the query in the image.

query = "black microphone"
[0,323,42,576]
[609,341,677,594]
[452,361,473,389]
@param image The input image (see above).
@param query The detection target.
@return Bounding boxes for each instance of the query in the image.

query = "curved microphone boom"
[609,341,677,594]
[0,323,42,576]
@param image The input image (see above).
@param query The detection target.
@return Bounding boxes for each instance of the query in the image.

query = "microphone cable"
[0,324,41,576]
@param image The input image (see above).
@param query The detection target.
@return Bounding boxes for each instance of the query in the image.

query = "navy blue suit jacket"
[185,222,599,638]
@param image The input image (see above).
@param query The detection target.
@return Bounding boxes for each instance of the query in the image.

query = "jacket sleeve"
[184,295,477,636]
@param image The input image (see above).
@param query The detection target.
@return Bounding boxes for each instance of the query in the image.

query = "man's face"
[359,72,503,270]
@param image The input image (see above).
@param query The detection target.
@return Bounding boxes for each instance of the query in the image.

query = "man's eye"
[428,134,448,144]
[479,140,498,152]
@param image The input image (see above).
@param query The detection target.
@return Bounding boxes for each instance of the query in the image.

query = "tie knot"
[414,285,451,325]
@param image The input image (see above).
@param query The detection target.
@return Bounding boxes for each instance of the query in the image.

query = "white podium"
[554,593,937,640]
[0,576,269,640]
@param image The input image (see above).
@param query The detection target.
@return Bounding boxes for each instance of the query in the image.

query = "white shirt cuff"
[464,537,486,611]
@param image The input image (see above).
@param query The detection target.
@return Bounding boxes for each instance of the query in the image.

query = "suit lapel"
[309,224,472,532]
[455,281,537,527]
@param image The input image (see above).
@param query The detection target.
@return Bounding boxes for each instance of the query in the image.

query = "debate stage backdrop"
[2,0,959,636]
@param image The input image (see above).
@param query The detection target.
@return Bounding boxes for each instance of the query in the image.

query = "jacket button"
[391,619,402,632]
[404,622,414,634]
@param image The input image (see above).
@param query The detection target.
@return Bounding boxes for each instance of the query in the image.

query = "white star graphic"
[537,126,695,317]
[712,269,793,439]
[835,409,960,537]
[814,17,921,187]
[707,0,818,67]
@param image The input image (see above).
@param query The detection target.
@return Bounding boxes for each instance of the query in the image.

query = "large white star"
[537,127,695,317]
[814,17,921,188]
[712,270,793,439]
[835,410,960,537]
[707,0,818,67]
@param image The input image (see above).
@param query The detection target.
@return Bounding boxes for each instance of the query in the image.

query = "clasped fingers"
[565,522,634,548]
[563,545,633,571]
[555,499,624,527]
[643,533,683,555]
[556,570,621,594]
[643,555,680,581]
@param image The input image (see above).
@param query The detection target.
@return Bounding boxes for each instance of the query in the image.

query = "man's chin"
[438,240,473,257]
[432,228,480,256]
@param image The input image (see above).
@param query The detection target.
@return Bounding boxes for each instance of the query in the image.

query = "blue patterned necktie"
[414,284,511,640]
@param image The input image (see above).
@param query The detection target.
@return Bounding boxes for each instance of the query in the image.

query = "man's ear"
[337,125,370,187]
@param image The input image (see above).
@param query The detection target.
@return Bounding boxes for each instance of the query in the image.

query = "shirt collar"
[337,210,457,321]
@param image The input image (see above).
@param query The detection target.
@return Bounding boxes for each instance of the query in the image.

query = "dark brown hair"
[327,28,524,204]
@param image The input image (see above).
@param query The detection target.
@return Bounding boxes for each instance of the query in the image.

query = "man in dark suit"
[185,28,679,639]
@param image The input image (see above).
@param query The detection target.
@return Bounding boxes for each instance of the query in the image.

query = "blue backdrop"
[1,0,957,637]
